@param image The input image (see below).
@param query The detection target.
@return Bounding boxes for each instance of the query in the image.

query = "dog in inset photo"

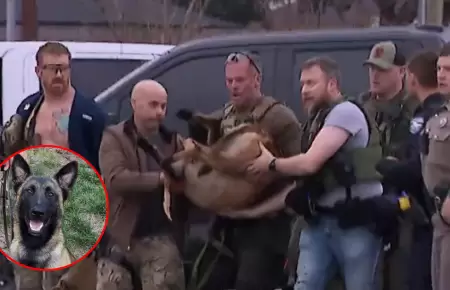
[8,154,78,269]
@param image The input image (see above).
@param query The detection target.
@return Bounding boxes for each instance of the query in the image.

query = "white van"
[0,41,174,123]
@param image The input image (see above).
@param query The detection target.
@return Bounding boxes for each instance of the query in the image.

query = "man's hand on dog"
[160,172,185,221]
[160,172,185,193]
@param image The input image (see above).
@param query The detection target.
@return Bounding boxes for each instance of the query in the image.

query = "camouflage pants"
[431,213,450,290]
[97,235,185,290]
[13,265,65,290]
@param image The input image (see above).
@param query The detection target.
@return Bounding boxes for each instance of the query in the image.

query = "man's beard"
[305,92,331,116]
[43,80,68,96]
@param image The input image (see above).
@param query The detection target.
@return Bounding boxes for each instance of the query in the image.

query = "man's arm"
[99,129,162,198]
[441,196,450,222]
[274,102,360,176]
[263,104,303,157]
[376,154,423,193]
[233,105,302,216]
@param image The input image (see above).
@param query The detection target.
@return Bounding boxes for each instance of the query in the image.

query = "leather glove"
[176,109,194,121]
[375,158,398,176]
[376,158,412,191]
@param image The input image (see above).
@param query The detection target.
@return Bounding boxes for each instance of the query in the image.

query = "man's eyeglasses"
[226,52,261,74]
[41,64,71,74]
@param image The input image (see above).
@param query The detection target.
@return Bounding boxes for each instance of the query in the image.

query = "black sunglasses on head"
[226,52,261,74]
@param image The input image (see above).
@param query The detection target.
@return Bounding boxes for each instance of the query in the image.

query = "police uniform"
[193,96,303,290]
[361,89,421,290]
[359,40,423,290]
[421,98,450,290]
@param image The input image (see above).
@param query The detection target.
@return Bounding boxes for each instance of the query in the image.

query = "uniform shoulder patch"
[410,116,424,134]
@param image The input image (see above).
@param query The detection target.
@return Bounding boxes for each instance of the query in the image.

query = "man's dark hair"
[36,42,72,65]
[407,51,438,88]
[301,56,341,88]
[440,42,450,57]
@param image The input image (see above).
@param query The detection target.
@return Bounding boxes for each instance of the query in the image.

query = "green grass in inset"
[14,148,106,259]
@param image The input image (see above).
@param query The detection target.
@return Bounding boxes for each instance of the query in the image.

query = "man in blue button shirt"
[15,41,106,171]
[12,42,106,290]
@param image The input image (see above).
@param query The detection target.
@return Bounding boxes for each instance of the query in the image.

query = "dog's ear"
[54,161,78,201]
[11,154,31,192]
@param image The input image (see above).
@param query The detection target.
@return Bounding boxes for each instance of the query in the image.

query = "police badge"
[410,116,424,135]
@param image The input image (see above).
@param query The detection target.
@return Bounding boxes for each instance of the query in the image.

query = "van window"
[71,59,145,98]
[294,48,371,100]
[118,56,230,132]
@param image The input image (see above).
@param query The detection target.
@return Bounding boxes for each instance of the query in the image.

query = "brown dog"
[9,154,77,269]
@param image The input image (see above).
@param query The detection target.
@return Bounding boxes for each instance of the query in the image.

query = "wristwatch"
[268,158,277,172]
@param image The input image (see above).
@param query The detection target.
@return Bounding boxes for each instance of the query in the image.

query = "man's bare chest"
[34,105,71,146]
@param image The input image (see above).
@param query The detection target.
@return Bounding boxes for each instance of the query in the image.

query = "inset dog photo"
[0,146,108,271]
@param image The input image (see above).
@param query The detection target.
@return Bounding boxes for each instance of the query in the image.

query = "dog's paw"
[176,109,193,121]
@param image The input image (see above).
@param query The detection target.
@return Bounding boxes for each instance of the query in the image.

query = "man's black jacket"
[16,91,106,172]
[377,93,447,216]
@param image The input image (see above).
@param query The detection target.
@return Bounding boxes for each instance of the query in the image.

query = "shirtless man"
[12,42,106,290]
[16,41,105,170]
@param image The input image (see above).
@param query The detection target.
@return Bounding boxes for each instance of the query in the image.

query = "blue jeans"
[295,216,382,290]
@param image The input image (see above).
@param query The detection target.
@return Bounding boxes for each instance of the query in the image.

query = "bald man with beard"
[98,80,187,290]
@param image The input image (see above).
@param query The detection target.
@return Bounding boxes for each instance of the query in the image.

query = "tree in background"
[174,0,264,25]
[174,0,419,28]
[373,0,418,25]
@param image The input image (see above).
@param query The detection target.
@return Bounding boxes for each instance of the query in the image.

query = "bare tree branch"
[79,0,122,41]
[191,0,213,39]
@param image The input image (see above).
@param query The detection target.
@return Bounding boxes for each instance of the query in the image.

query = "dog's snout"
[31,209,45,218]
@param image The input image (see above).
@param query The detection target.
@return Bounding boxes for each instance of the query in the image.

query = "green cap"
[364,41,403,70]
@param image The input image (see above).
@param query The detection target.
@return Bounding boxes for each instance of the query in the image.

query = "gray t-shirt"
[317,101,383,207]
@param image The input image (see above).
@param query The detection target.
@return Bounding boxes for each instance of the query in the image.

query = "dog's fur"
[9,154,78,269]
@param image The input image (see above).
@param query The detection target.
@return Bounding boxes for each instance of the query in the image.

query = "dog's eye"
[46,191,55,197]
[25,187,35,195]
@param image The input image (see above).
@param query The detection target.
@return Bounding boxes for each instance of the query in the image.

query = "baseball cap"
[225,51,263,75]
[364,41,406,70]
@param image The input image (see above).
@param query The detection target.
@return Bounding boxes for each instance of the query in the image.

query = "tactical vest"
[220,96,280,135]
[361,91,418,158]
[301,100,383,201]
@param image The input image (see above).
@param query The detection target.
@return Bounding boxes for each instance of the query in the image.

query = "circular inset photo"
[0,145,109,271]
